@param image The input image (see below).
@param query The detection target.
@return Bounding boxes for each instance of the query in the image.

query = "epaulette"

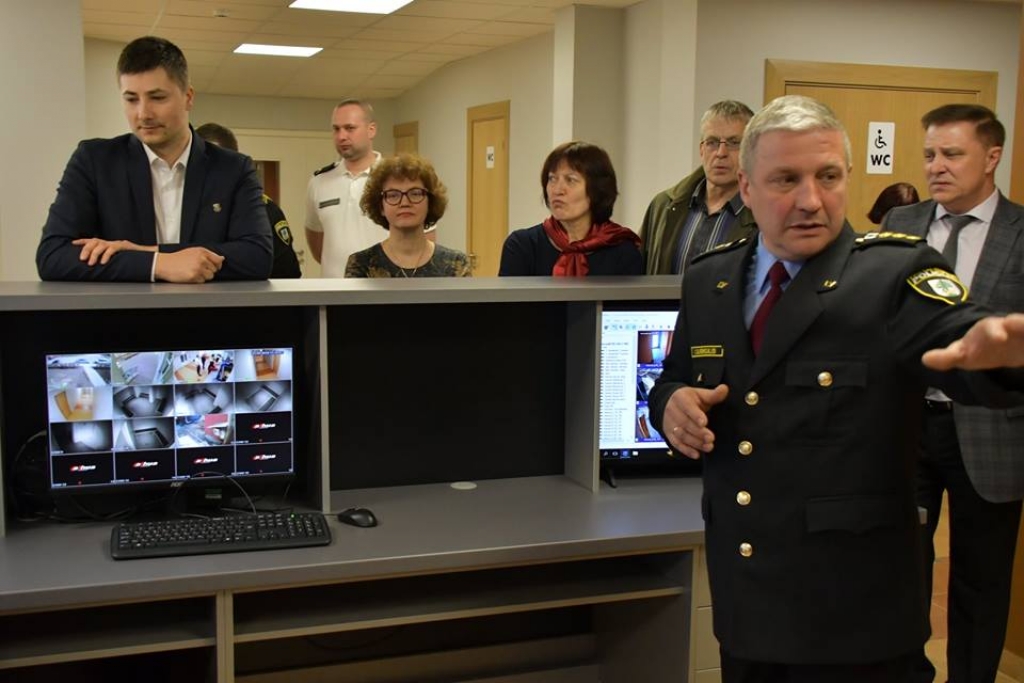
[853,231,924,249]
[313,161,337,176]
[692,236,750,263]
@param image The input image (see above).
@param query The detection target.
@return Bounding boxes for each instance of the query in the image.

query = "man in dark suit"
[650,95,1024,683]
[36,36,272,283]
[194,122,302,279]
[882,103,1022,683]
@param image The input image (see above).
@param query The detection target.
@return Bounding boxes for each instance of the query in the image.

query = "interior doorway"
[466,101,510,276]
[765,59,997,232]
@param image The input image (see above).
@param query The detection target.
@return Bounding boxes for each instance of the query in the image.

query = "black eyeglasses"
[702,137,742,151]
[382,188,430,205]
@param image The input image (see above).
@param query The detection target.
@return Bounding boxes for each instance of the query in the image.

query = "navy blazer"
[883,195,1024,503]
[37,131,272,282]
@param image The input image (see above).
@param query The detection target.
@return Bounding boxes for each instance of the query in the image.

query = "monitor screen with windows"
[44,347,295,493]
[598,304,681,464]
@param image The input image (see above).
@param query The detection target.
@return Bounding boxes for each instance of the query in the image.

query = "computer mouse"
[337,507,378,528]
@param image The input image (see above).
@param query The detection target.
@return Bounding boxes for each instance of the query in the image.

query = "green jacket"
[638,167,756,275]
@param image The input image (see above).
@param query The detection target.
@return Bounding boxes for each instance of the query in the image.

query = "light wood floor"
[926,494,1020,683]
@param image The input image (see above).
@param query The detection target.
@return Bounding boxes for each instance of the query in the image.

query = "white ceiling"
[83,0,641,100]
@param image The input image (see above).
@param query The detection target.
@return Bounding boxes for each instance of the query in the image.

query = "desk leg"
[217,591,234,683]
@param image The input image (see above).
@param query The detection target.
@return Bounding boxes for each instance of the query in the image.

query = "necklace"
[387,239,429,278]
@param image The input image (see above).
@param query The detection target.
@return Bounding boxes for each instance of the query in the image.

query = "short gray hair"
[699,100,754,131]
[739,95,851,175]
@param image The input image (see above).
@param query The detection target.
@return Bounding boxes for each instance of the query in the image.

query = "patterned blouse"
[344,243,472,278]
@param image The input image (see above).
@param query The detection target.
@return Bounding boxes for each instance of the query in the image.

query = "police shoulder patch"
[692,236,749,263]
[313,161,337,176]
[907,268,968,305]
[853,231,924,249]
[274,220,293,245]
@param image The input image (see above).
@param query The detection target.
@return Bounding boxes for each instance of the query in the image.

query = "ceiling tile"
[165,0,283,21]
[153,15,264,33]
[413,42,483,56]
[396,0,520,21]
[371,15,484,33]
[443,32,520,47]
[349,28,448,43]
[467,20,551,37]
[494,7,556,23]
[375,60,442,76]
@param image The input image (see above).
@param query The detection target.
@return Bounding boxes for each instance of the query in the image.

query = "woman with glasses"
[499,141,641,276]
[346,154,470,278]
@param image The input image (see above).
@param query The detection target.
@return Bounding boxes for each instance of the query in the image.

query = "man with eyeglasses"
[639,100,756,274]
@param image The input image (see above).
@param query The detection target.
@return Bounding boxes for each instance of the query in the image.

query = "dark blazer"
[37,131,272,282]
[649,225,1023,664]
[883,195,1024,503]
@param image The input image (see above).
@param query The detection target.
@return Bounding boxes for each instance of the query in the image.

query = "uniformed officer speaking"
[649,95,1024,683]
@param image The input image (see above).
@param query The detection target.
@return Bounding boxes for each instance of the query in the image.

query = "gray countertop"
[0,476,705,613]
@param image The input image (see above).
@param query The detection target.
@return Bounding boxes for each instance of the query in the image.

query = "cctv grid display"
[44,348,295,490]
[598,310,678,460]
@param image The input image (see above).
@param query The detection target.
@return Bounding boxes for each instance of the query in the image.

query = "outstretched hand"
[661,384,729,459]
[923,314,1024,371]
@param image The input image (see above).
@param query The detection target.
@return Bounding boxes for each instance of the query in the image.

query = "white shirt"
[927,188,998,290]
[143,134,192,282]
[925,188,999,402]
[143,134,192,246]
[305,152,382,278]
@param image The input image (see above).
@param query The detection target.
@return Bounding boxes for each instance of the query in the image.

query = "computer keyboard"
[111,511,332,560]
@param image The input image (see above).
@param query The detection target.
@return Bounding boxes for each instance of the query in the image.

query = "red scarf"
[541,217,641,276]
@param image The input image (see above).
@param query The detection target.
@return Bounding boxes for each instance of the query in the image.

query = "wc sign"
[866,122,895,175]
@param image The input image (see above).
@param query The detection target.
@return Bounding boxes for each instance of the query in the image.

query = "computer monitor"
[44,347,296,494]
[599,303,694,471]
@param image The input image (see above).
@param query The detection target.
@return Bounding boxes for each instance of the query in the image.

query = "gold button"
[736,491,751,506]
[738,441,753,456]
[817,371,833,388]
[745,391,759,406]
[739,542,753,557]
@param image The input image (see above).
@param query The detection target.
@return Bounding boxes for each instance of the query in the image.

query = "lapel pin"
[716,281,729,289]
[213,203,222,213]
[823,279,838,289]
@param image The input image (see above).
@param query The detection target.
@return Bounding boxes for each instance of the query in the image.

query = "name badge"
[691,345,724,358]
[318,198,341,208]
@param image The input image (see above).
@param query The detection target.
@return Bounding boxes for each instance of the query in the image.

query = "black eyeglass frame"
[381,188,431,205]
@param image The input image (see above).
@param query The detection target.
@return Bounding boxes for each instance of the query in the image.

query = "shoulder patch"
[274,220,293,246]
[313,161,337,176]
[907,268,968,305]
[853,231,924,249]
[692,236,749,263]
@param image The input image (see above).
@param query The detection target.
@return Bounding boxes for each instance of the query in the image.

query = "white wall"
[0,1,87,281]
[621,0,699,231]
[693,0,1020,191]
[395,32,555,252]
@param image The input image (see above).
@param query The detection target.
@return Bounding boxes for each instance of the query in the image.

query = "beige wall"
[1,1,86,282]
[395,32,555,253]
[9,0,1023,280]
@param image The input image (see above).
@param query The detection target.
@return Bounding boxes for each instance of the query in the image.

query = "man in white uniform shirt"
[305,99,385,278]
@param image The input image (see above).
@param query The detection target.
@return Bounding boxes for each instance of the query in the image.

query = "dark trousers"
[916,407,1022,683]
[721,648,917,683]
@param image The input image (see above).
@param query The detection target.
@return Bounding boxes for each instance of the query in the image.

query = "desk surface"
[0,476,705,613]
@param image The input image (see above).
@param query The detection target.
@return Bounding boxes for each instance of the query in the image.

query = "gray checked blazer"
[883,194,1024,503]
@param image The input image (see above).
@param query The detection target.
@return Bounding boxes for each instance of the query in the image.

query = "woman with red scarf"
[499,142,642,276]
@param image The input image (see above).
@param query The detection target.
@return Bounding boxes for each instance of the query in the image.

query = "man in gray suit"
[882,103,1023,683]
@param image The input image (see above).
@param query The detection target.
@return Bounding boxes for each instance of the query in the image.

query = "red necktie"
[750,261,789,355]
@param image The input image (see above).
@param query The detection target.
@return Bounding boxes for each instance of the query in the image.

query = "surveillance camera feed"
[45,348,294,491]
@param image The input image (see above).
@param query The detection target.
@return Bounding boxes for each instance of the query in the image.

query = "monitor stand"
[599,463,618,489]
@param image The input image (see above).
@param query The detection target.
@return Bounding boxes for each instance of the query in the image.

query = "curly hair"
[360,154,448,230]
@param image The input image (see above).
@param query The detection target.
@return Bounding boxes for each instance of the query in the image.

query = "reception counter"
[0,277,717,683]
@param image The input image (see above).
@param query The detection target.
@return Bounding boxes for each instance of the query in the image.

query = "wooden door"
[765,60,997,232]
[466,101,510,276]
[393,121,418,155]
